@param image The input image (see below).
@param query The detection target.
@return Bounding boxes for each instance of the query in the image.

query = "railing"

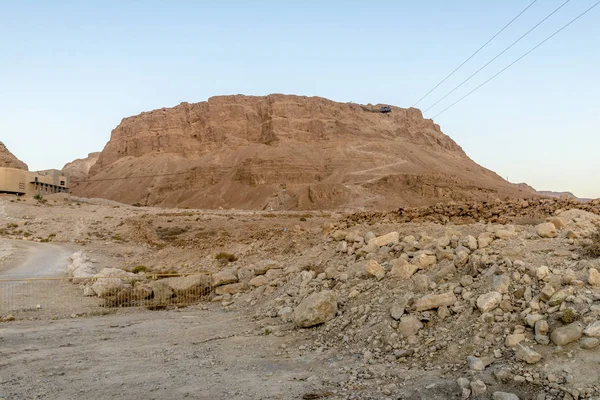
[0,273,212,318]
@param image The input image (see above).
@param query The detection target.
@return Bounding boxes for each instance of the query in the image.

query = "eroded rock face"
[0,141,28,170]
[62,152,100,184]
[74,94,535,210]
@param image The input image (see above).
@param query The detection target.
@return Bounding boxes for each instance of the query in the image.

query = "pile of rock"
[68,253,211,306]
[223,210,600,398]
[345,198,600,226]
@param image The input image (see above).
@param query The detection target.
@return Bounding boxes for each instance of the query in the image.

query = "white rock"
[390,258,418,279]
[292,291,338,328]
[368,231,400,247]
[536,222,558,238]
[550,322,583,346]
[588,268,600,286]
[476,291,502,313]
[413,292,457,311]
[583,320,600,338]
[514,343,542,364]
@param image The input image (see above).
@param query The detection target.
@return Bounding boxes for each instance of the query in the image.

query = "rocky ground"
[1,195,599,399]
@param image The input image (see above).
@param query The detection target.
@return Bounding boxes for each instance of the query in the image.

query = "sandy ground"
[0,307,339,400]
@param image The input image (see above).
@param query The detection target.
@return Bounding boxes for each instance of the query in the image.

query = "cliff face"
[0,142,28,171]
[62,152,100,184]
[76,94,535,210]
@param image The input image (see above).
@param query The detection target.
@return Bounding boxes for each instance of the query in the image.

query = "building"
[0,167,69,196]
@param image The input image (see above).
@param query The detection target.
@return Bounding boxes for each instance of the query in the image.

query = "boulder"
[583,320,600,337]
[390,296,411,321]
[365,260,385,280]
[253,260,281,275]
[162,275,212,299]
[580,337,600,349]
[131,284,153,300]
[547,286,574,306]
[477,232,494,248]
[492,275,511,293]
[467,356,485,371]
[390,259,418,279]
[292,290,338,328]
[212,268,239,287]
[536,222,557,238]
[236,267,255,283]
[397,315,423,337]
[368,232,400,247]
[588,268,600,286]
[249,275,268,287]
[550,322,583,346]
[215,282,247,295]
[505,333,525,347]
[416,254,437,269]
[147,280,174,304]
[413,292,457,311]
[71,264,97,284]
[514,343,542,364]
[91,278,124,299]
[476,292,502,313]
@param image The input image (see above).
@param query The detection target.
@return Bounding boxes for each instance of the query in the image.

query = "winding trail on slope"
[0,239,71,279]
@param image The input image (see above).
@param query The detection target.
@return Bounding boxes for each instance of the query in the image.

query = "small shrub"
[584,226,600,257]
[33,193,43,201]
[561,308,579,324]
[215,252,238,263]
[132,265,148,274]
[132,202,142,207]
[23,232,31,237]
[40,238,50,243]
[48,233,56,238]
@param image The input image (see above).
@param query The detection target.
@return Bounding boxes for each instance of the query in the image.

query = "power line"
[73,171,191,183]
[432,0,600,119]
[423,0,572,113]
[413,0,539,107]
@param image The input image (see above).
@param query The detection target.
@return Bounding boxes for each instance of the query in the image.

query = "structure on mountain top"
[0,168,70,196]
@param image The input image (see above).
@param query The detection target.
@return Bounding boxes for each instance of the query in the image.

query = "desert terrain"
[1,193,599,399]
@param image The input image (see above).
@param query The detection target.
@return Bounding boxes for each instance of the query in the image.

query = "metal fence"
[0,273,212,317]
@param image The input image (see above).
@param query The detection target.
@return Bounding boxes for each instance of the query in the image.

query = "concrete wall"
[0,168,28,194]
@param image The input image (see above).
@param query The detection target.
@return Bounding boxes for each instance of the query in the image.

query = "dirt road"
[0,239,71,279]
[0,307,343,400]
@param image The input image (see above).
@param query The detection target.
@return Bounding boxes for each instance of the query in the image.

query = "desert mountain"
[0,141,28,170]
[63,152,100,185]
[74,94,536,210]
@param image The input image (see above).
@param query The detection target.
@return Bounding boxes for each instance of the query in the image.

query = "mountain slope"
[0,142,28,170]
[74,94,536,210]
[63,152,100,184]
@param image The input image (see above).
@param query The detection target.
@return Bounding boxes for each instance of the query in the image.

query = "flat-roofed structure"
[0,167,69,196]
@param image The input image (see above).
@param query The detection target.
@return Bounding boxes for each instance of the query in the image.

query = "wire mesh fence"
[0,273,213,317]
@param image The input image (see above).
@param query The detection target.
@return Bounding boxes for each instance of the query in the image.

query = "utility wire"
[423,0,572,113]
[432,0,600,118]
[73,171,191,183]
[413,0,539,107]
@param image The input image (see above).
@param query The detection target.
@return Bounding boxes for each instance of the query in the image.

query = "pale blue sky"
[1,1,598,197]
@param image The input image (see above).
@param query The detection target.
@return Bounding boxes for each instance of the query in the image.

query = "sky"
[1,0,598,198]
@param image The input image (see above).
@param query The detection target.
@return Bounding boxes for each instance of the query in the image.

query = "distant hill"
[537,190,593,202]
